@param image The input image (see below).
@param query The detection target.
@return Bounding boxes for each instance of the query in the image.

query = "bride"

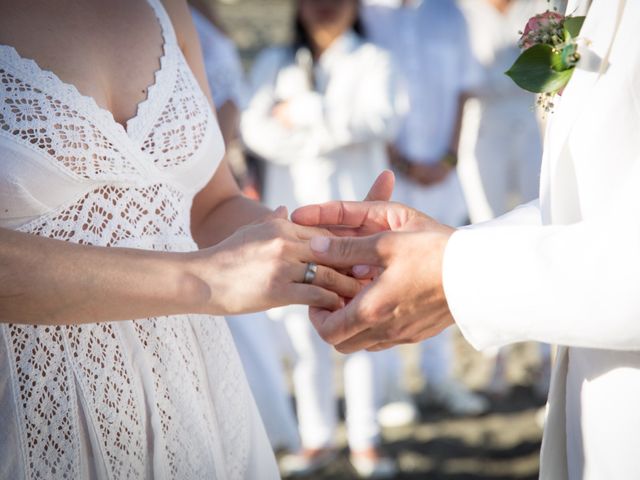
[0,0,387,477]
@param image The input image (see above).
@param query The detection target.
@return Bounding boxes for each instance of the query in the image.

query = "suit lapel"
[543,0,624,223]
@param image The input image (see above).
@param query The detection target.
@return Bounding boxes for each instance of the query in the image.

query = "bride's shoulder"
[158,0,198,50]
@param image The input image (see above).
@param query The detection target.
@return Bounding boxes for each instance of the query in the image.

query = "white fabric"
[361,0,479,222]
[362,0,481,163]
[271,306,382,451]
[443,0,640,477]
[0,1,278,478]
[457,0,544,223]
[241,31,404,208]
[190,7,248,109]
[226,313,301,452]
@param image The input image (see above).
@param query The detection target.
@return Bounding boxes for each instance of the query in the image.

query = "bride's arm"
[0,213,359,325]
[164,0,273,247]
[0,227,204,324]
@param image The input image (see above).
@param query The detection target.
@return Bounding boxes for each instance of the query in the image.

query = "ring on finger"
[302,262,318,284]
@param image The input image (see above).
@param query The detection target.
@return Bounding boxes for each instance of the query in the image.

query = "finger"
[269,205,289,220]
[351,265,383,280]
[287,284,343,311]
[308,294,371,346]
[290,223,334,241]
[335,328,387,354]
[308,234,394,269]
[292,200,382,228]
[366,341,399,352]
[302,263,362,300]
[364,170,395,202]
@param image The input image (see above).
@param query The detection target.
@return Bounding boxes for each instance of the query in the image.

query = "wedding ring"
[303,262,318,284]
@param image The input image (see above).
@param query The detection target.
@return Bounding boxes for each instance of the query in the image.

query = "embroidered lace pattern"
[0,1,250,478]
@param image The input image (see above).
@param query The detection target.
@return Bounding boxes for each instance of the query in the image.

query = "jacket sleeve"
[463,200,542,230]
[443,163,640,351]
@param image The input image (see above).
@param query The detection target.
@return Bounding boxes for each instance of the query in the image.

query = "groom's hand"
[292,199,457,353]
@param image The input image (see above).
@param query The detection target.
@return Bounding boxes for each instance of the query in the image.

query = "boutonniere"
[506,9,586,112]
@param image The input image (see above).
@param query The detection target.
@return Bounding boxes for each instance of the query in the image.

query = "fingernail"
[352,265,370,277]
[310,236,330,253]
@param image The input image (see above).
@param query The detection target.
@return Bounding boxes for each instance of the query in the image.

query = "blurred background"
[190,0,565,478]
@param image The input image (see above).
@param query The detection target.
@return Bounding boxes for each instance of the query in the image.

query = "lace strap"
[146,0,179,49]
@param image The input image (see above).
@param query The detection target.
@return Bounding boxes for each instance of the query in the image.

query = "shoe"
[377,400,418,428]
[279,448,337,477]
[350,454,397,479]
[424,380,490,416]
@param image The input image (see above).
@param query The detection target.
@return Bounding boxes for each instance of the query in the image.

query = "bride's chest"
[0,46,223,229]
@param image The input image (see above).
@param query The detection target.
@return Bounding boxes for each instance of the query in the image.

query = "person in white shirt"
[457,0,551,399]
[241,0,404,476]
[190,2,301,453]
[362,0,489,416]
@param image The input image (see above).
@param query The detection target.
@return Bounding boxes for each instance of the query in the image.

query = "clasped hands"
[190,172,455,353]
[289,171,456,354]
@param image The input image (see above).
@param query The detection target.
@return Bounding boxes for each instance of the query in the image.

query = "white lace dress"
[0,1,279,478]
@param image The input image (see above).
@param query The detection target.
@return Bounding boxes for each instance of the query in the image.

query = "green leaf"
[564,16,586,40]
[505,44,574,93]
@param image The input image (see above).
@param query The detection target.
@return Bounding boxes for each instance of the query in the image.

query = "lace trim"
[16,183,192,248]
[3,324,81,479]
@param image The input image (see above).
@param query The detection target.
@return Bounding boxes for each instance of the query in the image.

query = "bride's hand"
[186,207,363,315]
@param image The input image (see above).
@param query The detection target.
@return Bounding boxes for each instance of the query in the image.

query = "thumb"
[267,205,289,220]
[309,233,394,268]
[364,170,395,202]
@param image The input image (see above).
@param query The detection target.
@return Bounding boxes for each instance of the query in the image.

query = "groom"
[293,0,640,478]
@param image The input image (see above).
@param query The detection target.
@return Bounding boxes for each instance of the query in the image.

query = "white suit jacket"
[443,0,640,478]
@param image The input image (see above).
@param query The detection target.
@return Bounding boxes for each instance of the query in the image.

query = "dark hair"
[293,0,366,52]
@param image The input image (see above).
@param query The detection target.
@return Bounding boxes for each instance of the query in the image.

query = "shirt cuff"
[442,229,514,351]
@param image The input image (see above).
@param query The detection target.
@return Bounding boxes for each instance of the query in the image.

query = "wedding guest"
[362,0,489,416]
[457,0,551,399]
[0,0,372,477]
[190,1,301,452]
[241,0,404,476]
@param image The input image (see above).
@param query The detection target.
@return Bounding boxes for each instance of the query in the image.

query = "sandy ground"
[296,333,548,480]
[215,4,547,477]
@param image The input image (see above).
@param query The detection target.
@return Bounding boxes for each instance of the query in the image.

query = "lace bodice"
[0,1,276,478]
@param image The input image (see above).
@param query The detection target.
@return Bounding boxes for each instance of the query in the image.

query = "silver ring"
[303,262,318,284]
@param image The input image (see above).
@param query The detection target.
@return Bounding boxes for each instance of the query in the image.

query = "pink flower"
[519,11,565,50]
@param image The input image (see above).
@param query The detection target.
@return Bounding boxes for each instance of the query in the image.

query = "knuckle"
[270,237,288,256]
[375,233,395,258]
[336,238,354,260]
[384,324,402,340]
[317,266,333,285]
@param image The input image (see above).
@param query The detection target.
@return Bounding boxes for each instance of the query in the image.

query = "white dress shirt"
[362,0,482,226]
[362,0,481,164]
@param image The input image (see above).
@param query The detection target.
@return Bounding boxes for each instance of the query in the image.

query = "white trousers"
[394,171,467,387]
[458,101,542,223]
[270,305,383,451]
[226,312,301,452]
